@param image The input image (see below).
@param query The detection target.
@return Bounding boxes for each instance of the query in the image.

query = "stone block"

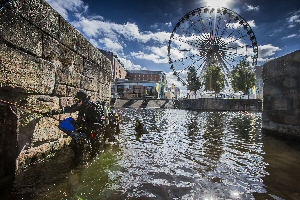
[69,72,81,87]
[0,7,42,57]
[42,34,60,60]
[66,86,79,97]
[272,97,289,111]
[88,45,102,64]
[54,51,82,87]
[263,74,300,96]
[263,50,300,80]
[87,90,98,102]
[81,76,98,91]
[27,95,60,112]
[76,32,89,58]
[7,0,60,39]
[59,17,77,51]
[0,44,55,94]
[60,97,74,107]
[83,59,99,78]
[54,84,67,96]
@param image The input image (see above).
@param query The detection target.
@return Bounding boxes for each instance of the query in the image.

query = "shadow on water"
[2,108,300,199]
[2,143,122,200]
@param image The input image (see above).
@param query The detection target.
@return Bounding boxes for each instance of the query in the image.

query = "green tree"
[186,65,201,97]
[231,59,256,98]
[204,64,225,95]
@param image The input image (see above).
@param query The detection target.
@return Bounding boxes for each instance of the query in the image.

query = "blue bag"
[59,117,76,132]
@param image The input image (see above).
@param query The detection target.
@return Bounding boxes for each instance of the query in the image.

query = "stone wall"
[262,50,300,138]
[113,98,175,109]
[112,98,262,111]
[174,98,262,111]
[0,0,112,169]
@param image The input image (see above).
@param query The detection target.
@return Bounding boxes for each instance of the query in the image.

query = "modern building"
[112,80,158,98]
[111,70,168,99]
[99,49,127,81]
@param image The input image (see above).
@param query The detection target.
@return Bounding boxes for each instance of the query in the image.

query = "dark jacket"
[51,100,103,129]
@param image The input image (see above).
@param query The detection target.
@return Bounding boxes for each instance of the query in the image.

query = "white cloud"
[99,38,123,52]
[118,57,146,70]
[287,13,300,23]
[288,24,296,28]
[46,0,88,20]
[245,4,259,11]
[72,15,170,44]
[282,34,298,39]
[227,19,256,29]
[247,20,256,28]
[258,44,281,61]
[130,50,168,64]
[165,22,172,27]
[287,11,300,28]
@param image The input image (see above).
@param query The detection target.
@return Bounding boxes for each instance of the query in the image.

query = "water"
[3,108,300,199]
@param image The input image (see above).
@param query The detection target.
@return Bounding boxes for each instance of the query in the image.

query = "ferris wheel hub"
[211,44,220,52]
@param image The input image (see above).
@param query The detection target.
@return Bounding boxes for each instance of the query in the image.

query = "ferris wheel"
[167,6,258,90]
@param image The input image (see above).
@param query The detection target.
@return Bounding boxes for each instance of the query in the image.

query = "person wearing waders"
[43,90,105,153]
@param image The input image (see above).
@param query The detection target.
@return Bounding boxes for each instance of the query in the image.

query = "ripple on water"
[110,109,268,199]
[9,109,273,199]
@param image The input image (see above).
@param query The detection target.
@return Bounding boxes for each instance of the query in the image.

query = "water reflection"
[114,109,268,199]
[5,109,300,199]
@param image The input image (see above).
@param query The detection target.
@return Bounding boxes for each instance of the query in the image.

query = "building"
[99,49,127,81]
[112,70,168,99]
[126,70,167,98]
[126,70,165,82]
[112,80,158,98]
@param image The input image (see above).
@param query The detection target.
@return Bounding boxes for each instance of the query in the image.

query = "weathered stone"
[83,59,98,78]
[75,32,89,58]
[86,90,98,102]
[27,95,60,112]
[66,86,79,97]
[81,76,98,91]
[0,0,112,168]
[0,44,55,94]
[42,34,61,60]
[54,84,67,96]
[0,7,42,57]
[262,49,300,138]
[263,50,300,80]
[7,0,60,39]
[59,17,78,51]
[60,97,74,107]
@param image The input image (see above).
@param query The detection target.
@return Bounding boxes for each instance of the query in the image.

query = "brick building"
[100,50,127,81]
[126,70,166,82]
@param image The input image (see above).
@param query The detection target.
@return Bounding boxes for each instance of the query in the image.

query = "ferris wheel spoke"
[168,6,258,90]
[186,18,204,35]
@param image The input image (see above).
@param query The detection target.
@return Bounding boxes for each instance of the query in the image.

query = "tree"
[204,64,225,95]
[231,59,256,98]
[186,65,201,97]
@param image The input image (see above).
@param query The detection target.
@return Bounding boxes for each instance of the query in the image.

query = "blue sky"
[45,0,300,95]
